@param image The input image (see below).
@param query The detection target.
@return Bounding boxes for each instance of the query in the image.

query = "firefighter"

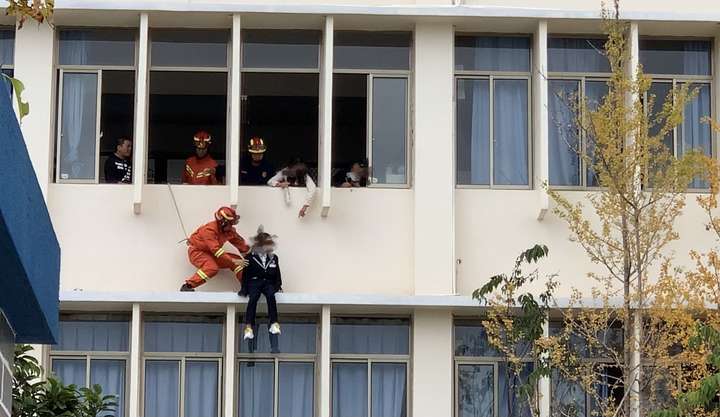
[182,131,219,185]
[180,206,250,292]
[240,137,275,185]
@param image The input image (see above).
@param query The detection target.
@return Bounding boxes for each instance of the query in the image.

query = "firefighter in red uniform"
[182,131,219,185]
[180,206,250,291]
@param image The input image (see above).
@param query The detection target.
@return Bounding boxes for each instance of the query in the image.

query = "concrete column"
[533,20,549,220]
[229,14,242,208]
[128,303,142,417]
[413,22,455,295]
[713,32,720,159]
[319,16,334,217]
[132,13,149,214]
[319,305,331,417]
[538,320,550,417]
[223,304,237,417]
[412,309,453,417]
[14,22,55,199]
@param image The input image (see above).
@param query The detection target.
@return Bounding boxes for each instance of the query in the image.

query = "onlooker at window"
[240,137,275,185]
[182,131,218,185]
[103,137,133,184]
[268,160,317,218]
[337,161,368,188]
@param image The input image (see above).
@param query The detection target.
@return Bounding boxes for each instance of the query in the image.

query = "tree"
[13,344,117,417]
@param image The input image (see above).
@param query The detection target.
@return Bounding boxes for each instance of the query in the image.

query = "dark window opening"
[100,70,135,183]
[332,73,367,187]
[148,71,228,184]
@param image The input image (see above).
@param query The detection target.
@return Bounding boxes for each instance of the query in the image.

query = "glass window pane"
[371,363,406,417]
[151,29,228,68]
[493,79,529,186]
[332,318,410,355]
[184,361,218,417]
[144,317,223,353]
[333,362,368,417]
[548,80,581,186]
[0,29,14,66]
[458,364,494,417]
[551,370,586,417]
[242,29,320,69]
[498,362,533,417]
[648,82,674,151]
[371,77,407,185]
[57,318,130,351]
[680,82,711,188]
[548,38,610,73]
[453,322,501,357]
[58,29,135,66]
[90,360,126,417]
[456,78,490,185]
[59,72,98,181]
[238,362,274,417]
[455,36,530,72]
[585,80,610,187]
[239,318,317,354]
[52,358,86,387]
[278,362,314,417]
[144,360,180,417]
[640,39,711,76]
[334,31,411,70]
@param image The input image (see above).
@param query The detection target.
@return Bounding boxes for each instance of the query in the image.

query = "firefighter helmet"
[193,131,212,149]
[215,206,239,225]
[248,137,267,154]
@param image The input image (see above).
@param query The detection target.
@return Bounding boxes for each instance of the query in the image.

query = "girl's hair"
[291,162,308,187]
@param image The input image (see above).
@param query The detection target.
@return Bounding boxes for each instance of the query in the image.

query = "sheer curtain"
[371,363,407,417]
[90,360,126,417]
[371,77,408,185]
[238,362,274,417]
[57,320,129,351]
[331,320,409,355]
[584,81,610,187]
[680,83,711,188]
[493,79,529,185]
[240,321,316,354]
[52,359,86,387]
[682,41,711,75]
[456,79,490,185]
[278,362,314,417]
[144,321,223,353]
[144,360,180,417]
[184,361,218,417]
[60,72,98,180]
[332,363,368,417]
[548,80,580,186]
[458,364,493,417]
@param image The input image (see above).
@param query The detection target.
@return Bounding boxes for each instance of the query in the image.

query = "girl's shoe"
[269,322,281,335]
[243,325,255,340]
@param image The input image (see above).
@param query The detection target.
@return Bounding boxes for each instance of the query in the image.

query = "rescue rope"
[167,183,189,244]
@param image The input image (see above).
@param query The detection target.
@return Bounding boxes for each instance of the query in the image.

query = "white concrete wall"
[412,309,454,417]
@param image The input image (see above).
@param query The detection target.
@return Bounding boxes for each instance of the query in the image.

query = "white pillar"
[229,14,242,208]
[413,22,455,295]
[319,305,331,417]
[412,309,453,417]
[128,303,142,417]
[224,304,237,417]
[713,32,720,159]
[538,320,550,417]
[319,16,334,217]
[132,13,149,214]
[533,20,549,220]
[14,22,55,198]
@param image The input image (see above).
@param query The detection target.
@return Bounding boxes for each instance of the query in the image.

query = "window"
[547,37,610,187]
[147,29,229,184]
[50,314,131,417]
[455,35,531,187]
[239,29,321,185]
[237,317,318,417]
[332,31,411,187]
[640,39,713,189]
[0,313,14,417]
[0,27,14,96]
[331,317,409,417]
[454,320,533,417]
[55,29,136,183]
[143,315,223,417]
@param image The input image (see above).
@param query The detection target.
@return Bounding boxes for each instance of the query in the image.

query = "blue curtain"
[333,363,368,417]
[144,360,180,417]
[52,359,86,387]
[548,80,581,186]
[498,362,533,417]
[455,36,530,72]
[457,364,493,417]
[90,360,126,417]
[144,321,223,353]
[548,38,609,73]
[552,370,586,417]
[238,362,274,417]
[584,81,610,187]
[57,320,130,351]
[240,321,317,354]
[278,362,314,417]
[184,361,218,417]
[332,319,409,355]
[371,363,407,417]
[493,79,529,186]
[456,79,490,185]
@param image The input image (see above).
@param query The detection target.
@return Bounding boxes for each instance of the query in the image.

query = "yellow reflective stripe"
[233,265,243,273]
[214,248,225,258]
[197,269,209,281]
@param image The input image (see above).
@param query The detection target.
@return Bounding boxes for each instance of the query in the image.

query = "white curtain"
[60,72,98,180]
[548,80,581,186]
[144,321,223,353]
[456,79,490,185]
[238,362,274,417]
[681,83,711,188]
[493,79,529,185]
[278,362,314,417]
[332,363,368,417]
[90,360,126,417]
[457,364,493,417]
[52,359,86,387]
[144,360,180,417]
[184,361,218,417]
[331,320,409,355]
[371,363,407,417]
[57,320,129,351]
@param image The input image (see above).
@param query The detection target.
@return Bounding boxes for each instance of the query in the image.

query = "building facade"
[4,0,720,416]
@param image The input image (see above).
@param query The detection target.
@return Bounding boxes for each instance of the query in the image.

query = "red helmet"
[193,131,212,149]
[248,137,267,154]
[215,206,239,225]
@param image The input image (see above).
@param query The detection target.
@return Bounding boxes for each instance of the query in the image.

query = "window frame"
[54,27,139,184]
[329,316,411,417]
[0,26,14,71]
[140,314,225,417]
[235,315,320,417]
[454,33,533,190]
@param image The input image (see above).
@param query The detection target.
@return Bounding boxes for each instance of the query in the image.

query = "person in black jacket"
[239,225,282,340]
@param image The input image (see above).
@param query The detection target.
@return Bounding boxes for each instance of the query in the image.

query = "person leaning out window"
[104,137,133,184]
[268,160,317,218]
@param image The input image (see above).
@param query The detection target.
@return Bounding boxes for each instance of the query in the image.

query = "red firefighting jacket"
[183,155,219,185]
[188,221,249,264]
